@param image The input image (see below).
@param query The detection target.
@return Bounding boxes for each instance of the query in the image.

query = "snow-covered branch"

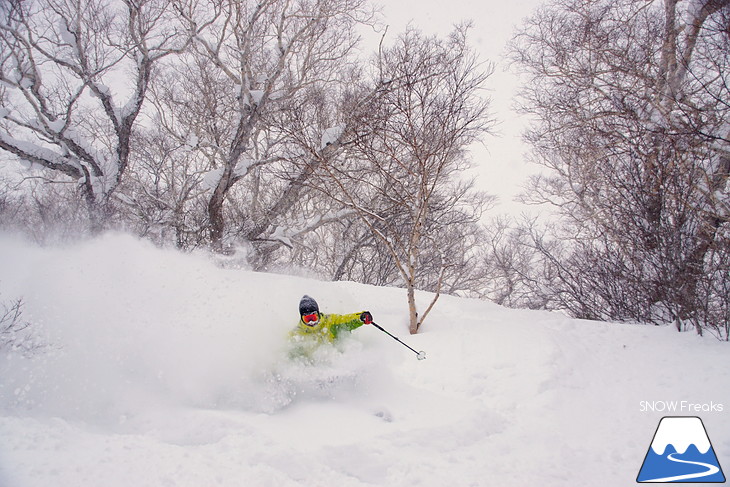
[0,0,190,230]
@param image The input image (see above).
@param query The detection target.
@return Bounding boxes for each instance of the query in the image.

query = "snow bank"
[0,233,728,487]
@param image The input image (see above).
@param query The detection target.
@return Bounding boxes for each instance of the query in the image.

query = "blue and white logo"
[637,416,725,483]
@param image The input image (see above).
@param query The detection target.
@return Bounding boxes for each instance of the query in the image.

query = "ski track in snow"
[0,233,728,487]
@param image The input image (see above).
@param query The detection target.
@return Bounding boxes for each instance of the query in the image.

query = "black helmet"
[299,295,319,316]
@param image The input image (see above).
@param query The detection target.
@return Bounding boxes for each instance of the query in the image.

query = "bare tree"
[0,295,43,356]
[509,0,730,337]
[118,125,211,248]
[0,0,189,231]
[478,216,553,310]
[167,0,377,254]
[320,25,495,333]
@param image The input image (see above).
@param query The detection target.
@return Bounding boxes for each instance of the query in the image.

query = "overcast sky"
[368,0,547,215]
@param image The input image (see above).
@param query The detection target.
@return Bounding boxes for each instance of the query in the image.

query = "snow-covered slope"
[0,233,728,486]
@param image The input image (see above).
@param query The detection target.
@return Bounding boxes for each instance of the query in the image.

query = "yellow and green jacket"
[288,312,366,359]
[289,312,366,344]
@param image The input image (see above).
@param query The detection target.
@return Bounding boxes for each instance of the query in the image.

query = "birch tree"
[0,0,187,231]
[510,0,730,337]
[321,25,494,334]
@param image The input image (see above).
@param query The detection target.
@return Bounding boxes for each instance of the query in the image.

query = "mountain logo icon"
[637,416,726,483]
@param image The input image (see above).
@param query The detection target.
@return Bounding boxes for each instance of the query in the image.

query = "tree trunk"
[407,282,419,335]
[207,175,231,253]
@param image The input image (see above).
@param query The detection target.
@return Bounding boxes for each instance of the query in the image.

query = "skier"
[288,295,373,358]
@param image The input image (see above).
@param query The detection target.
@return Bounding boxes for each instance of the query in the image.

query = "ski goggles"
[302,312,320,325]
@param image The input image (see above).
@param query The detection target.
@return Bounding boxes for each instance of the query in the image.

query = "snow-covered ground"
[0,233,728,486]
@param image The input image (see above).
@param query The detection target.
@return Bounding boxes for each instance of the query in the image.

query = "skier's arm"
[328,312,370,339]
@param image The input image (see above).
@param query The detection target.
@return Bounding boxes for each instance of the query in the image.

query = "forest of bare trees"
[1,0,728,338]
[505,0,730,339]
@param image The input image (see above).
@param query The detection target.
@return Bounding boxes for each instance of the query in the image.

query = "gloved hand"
[360,311,373,324]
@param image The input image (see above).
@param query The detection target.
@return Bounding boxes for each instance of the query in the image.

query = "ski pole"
[371,322,427,360]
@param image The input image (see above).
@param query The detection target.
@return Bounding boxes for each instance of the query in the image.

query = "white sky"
[365,0,547,215]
